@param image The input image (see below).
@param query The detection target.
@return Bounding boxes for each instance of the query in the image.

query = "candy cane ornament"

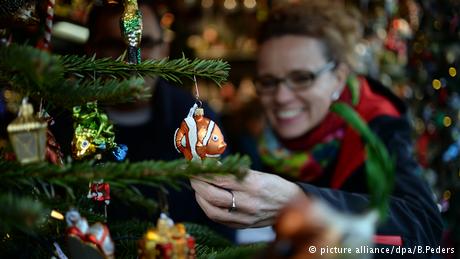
[37,0,55,51]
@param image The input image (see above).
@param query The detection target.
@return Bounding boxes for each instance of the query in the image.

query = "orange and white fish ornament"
[174,103,227,161]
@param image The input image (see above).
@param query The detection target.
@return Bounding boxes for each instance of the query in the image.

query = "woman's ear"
[330,62,350,101]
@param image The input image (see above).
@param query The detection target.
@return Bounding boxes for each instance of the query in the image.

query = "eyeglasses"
[255,62,336,95]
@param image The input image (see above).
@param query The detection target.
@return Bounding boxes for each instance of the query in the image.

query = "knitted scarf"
[259,76,400,187]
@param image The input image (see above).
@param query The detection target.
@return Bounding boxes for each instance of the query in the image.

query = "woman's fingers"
[191,170,264,191]
[194,192,253,228]
[191,178,257,216]
[191,174,242,190]
[190,178,233,208]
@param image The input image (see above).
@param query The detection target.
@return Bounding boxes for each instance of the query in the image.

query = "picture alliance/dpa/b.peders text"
[317,245,455,256]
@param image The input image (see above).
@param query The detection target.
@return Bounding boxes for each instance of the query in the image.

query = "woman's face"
[257,36,345,139]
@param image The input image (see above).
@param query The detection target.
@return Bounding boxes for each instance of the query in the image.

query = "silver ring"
[228,190,236,212]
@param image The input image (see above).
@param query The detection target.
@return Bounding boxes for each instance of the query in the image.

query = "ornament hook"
[193,75,202,108]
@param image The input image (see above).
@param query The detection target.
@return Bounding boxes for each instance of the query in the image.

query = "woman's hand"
[190,170,304,228]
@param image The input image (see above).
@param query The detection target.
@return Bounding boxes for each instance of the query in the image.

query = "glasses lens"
[287,71,315,90]
[256,77,278,93]
[255,63,334,95]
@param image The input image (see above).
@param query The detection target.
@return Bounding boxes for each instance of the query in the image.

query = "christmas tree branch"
[0,155,249,246]
[184,223,233,249]
[61,53,230,86]
[0,44,230,107]
[197,243,267,259]
[0,155,249,192]
[46,77,150,109]
[0,194,47,234]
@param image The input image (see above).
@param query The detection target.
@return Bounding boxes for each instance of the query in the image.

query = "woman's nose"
[274,82,296,104]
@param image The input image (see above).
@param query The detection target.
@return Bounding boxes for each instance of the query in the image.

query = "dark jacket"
[297,78,443,258]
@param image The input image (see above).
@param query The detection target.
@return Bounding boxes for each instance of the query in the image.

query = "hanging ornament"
[87,179,111,219]
[71,102,127,161]
[120,0,143,64]
[66,209,115,259]
[174,104,227,161]
[45,126,64,165]
[138,213,196,259]
[39,108,64,165]
[87,180,111,205]
[36,0,55,51]
[384,18,411,61]
[174,77,227,161]
[7,98,47,164]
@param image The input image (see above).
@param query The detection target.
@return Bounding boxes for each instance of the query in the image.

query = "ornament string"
[158,189,169,215]
[193,75,202,108]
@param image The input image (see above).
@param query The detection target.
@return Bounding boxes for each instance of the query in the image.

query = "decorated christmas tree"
[3,0,451,258]
[0,0,259,258]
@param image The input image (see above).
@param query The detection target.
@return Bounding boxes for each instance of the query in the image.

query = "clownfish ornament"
[174,103,227,161]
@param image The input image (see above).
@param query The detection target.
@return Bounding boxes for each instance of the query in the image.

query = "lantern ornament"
[7,98,47,164]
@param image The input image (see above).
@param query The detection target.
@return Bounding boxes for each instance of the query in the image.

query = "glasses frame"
[255,61,336,95]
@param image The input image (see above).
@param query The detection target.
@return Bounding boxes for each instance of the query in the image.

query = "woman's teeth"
[277,108,302,119]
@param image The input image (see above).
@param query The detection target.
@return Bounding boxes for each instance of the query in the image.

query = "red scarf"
[280,77,400,188]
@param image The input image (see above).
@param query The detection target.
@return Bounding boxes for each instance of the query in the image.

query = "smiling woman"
[190,0,442,256]
[256,36,342,139]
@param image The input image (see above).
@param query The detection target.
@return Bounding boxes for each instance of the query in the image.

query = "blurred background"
[1,0,460,253]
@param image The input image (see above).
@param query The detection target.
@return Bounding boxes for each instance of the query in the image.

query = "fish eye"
[212,135,219,141]
[81,140,89,149]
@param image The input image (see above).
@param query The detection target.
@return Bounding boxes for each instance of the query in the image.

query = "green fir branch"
[0,155,249,234]
[0,194,47,234]
[46,77,149,109]
[0,155,249,257]
[0,155,249,194]
[0,43,63,95]
[198,243,267,259]
[61,54,230,86]
[109,219,155,259]
[0,44,230,107]
[184,223,233,249]
[0,44,149,107]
